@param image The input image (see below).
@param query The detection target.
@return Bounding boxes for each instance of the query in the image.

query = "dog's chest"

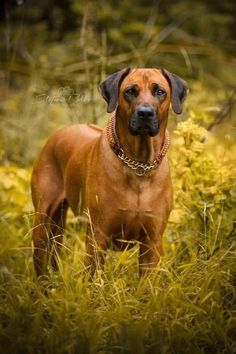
[114,176,153,207]
[109,178,159,224]
[87,167,169,237]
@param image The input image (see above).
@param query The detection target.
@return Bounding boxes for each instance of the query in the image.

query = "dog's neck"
[115,112,167,164]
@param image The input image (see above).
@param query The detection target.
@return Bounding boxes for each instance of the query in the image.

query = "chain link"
[117,148,159,176]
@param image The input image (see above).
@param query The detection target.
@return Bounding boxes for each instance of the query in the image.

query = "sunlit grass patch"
[1,234,235,353]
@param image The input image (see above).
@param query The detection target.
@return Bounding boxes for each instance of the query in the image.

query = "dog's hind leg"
[50,198,68,271]
[32,197,67,277]
[31,158,67,277]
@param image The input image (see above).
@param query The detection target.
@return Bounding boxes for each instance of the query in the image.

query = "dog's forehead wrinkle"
[124,68,168,89]
[143,71,149,84]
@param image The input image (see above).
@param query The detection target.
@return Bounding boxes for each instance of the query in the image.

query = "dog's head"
[100,68,188,137]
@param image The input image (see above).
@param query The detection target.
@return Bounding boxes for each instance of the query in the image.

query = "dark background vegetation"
[0,1,236,353]
[0,0,236,165]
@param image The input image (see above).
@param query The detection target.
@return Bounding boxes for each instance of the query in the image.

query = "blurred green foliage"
[1,0,235,79]
[168,119,236,257]
[0,0,235,165]
[0,166,31,217]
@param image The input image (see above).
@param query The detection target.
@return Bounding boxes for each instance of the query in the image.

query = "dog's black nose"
[137,106,154,120]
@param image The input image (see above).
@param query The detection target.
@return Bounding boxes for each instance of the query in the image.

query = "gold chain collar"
[106,112,170,177]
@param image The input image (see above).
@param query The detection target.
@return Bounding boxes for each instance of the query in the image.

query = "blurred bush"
[167,119,236,260]
[0,165,31,219]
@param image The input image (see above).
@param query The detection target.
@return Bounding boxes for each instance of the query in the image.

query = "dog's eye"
[125,87,138,97]
[152,86,166,97]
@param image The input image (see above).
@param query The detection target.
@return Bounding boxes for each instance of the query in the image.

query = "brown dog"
[31,68,188,278]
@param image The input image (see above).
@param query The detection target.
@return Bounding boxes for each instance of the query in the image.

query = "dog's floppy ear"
[161,69,188,114]
[99,68,131,113]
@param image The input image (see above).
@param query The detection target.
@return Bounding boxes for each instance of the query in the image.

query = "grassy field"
[0,110,235,353]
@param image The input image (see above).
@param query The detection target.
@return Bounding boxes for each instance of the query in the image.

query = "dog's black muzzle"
[129,104,159,137]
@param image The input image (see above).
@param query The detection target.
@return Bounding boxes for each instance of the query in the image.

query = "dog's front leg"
[138,236,163,277]
[84,224,109,279]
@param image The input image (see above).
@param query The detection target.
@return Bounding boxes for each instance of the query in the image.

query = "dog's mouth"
[129,117,159,137]
[128,105,160,137]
